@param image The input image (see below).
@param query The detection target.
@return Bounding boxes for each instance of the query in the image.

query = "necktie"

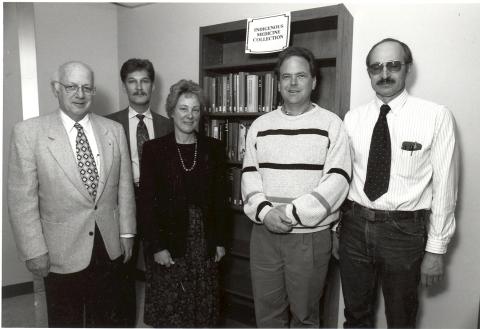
[364,104,391,201]
[74,123,99,201]
[136,114,150,163]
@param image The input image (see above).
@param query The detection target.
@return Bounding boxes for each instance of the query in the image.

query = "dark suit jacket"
[106,108,173,155]
[139,133,228,259]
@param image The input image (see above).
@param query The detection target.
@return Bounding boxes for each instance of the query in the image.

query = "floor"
[1,281,248,328]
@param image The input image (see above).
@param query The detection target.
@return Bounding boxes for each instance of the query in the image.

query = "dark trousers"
[338,203,427,328]
[44,225,123,328]
[118,237,139,327]
[116,184,142,327]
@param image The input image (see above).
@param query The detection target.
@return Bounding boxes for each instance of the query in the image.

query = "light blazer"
[7,110,136,274]
[106,108,173,155]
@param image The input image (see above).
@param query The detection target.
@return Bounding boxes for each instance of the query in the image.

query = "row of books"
[205,119,252,162]
[227,167,243,207]
[203,72,280,113]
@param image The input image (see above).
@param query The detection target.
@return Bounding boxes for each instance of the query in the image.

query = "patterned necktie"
[364,104,391,201]
[136,114,150,163]
[74,123,99,201]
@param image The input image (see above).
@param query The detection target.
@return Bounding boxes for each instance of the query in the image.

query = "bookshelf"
[199,4,353,327]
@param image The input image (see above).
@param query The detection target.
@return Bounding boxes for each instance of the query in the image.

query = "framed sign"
[245,12,291,54]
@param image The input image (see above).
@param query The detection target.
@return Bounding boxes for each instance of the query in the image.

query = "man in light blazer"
[106,58,172,326]
[7,61,136,327]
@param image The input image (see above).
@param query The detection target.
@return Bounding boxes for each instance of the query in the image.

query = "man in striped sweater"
[241,46,351,328]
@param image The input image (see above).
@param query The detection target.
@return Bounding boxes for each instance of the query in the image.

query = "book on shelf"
[204,72,279,113]
[229,167,243,207]
[205,119,251,162]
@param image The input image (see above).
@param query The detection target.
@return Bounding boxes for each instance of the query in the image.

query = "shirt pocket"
[393,139,430,179]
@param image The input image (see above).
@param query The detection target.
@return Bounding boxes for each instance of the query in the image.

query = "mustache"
[133,91,147,96]
[377,78,395,85]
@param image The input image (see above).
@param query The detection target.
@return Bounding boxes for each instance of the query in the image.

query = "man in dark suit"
[7,61,136,327]
[107,58,172,326]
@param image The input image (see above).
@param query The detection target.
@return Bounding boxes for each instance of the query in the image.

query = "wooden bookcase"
[199,4,353,327]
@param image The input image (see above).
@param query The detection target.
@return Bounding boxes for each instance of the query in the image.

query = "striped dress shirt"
[344,89,458,254]
[241,104,351,233]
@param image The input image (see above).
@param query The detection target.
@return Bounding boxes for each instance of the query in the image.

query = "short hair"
[275,46,317,78]
[366,38,413,66]
[165,79,205,118]
[120,58,155,83]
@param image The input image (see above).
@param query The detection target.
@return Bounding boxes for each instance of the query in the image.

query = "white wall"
[117,3,480,328]
[34,3,119,116]
[117,3,318,116]
[3,3,36,286]
[346,4,480,328]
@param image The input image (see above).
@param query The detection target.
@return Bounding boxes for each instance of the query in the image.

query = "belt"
[342,200,428,222]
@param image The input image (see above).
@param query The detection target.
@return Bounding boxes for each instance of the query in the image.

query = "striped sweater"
[241,104,351,233]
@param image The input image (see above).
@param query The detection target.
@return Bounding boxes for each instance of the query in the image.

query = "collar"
[375,89,408,116]
[59,109,91,133]
[128,106,152,120]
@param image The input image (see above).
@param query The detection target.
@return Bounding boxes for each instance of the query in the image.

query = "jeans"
[339,203,427,328]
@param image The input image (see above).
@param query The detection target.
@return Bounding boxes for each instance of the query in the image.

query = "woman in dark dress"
[139,79,227,327]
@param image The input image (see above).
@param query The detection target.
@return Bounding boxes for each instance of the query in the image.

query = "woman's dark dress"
[140,137,227,328]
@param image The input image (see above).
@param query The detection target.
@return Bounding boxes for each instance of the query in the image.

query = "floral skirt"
[143,205,219,328]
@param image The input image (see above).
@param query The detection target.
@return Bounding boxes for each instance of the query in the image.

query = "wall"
[117,3,480,328]
[3,3,35,286]
[34,3,119,116]
[2,2,119,287]
[117,3,318,117]
[346,4,480,328]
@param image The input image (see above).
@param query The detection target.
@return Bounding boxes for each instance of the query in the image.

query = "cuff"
[257,205,272,223]
[285,204,297,225]
[425,237,448,254]
[120,233,135,238]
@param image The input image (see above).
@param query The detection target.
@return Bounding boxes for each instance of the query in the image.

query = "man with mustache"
[339,38,458,328]
[107,58,172,326]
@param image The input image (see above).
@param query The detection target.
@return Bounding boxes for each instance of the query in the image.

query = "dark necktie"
[136,114,150,163]
[74,123,99,201]
[364,104,391,201]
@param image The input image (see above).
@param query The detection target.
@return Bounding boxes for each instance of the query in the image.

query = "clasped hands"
[263,204,294,234]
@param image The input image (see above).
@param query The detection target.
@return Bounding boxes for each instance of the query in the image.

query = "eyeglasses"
[54,81,96,95]
[367,60,406,75]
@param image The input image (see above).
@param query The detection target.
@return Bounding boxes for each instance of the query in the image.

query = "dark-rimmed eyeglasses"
[54,81,96,95]
[367,60,406,75]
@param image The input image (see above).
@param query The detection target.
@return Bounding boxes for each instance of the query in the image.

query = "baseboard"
[2,281,34,298]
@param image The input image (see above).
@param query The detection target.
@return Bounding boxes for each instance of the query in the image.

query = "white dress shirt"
[60,110,101,176]
[128,107,155,184]
[61,110,134,238]
[344,89,458,254]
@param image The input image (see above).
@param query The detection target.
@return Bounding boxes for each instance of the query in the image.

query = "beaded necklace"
[176,140,198,172]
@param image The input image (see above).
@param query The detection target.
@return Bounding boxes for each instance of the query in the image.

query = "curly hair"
[165,79,205,118]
